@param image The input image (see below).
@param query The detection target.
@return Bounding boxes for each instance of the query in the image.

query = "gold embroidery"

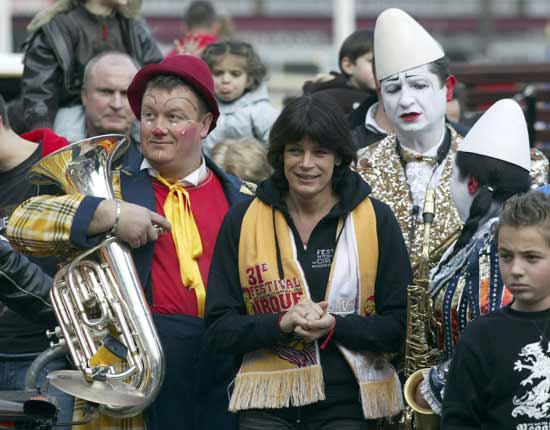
[357,125,463,270]
[530,147,549,188]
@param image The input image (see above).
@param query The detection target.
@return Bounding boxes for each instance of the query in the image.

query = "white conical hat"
[459,99,530,171]
[374,8,445,81]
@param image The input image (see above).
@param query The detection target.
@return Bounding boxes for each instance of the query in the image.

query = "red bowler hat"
[127,55,219,133]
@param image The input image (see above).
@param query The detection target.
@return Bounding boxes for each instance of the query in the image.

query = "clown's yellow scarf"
[232,198,403,418]
[155,175,206,316]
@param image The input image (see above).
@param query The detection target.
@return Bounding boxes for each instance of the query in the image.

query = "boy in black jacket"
[442,191,550,430]
[302,29,376,116]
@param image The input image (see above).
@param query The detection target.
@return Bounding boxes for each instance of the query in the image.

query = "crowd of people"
[1,1,550,430]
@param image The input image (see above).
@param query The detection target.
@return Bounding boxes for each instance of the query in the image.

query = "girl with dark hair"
[201,40,279,155]
[206,93,411,429]
[407,99,534,417]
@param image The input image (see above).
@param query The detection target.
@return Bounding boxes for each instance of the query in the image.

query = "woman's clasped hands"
[279,298,335,343]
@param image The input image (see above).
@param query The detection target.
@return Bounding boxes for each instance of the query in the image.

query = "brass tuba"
[28,135,165,418]
[400,188,460,430]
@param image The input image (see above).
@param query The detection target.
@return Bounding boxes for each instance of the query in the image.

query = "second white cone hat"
[458,99,530,171]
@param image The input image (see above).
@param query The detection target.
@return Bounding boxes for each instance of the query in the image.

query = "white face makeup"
[449,160,475,222]
[380,63,447,136]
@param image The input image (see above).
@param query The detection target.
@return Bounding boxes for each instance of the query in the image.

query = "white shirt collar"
[140,156,209,186]
[403,142,439,157]
[364,102,387,134]
[400,130,445,157]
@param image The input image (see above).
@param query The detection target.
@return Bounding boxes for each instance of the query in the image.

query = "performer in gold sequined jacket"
[356,9,548,270]
[356,9,463,270]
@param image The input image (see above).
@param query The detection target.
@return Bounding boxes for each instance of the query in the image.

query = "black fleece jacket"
[205,168,411,422]
[302,72,374,116]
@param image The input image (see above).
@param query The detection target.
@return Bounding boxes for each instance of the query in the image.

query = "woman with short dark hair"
[206,93,411,429]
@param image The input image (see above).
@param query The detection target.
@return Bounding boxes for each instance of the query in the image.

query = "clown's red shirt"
[149,170,229,316]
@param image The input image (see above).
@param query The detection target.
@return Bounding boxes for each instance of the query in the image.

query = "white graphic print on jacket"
[512,338,550,419]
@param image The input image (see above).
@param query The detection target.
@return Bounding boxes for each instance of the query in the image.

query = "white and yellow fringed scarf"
[232,197,403,419]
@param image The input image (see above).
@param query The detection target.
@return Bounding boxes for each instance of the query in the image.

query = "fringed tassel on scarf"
[229,365,325,411]
[359,370,403,419]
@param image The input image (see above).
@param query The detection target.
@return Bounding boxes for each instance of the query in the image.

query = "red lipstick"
[401,112,421,122]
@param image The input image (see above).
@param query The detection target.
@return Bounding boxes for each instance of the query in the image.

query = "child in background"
[210,137,272,184]
[201,40,279,155]
[303,29,376,115]
[166,1,228,58]
[442,191,550,430]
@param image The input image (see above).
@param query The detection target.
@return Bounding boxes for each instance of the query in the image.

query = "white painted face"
[380,63,447,135]
[449,159,475,222]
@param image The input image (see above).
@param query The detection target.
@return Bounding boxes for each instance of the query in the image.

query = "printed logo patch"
[512,338,550,422]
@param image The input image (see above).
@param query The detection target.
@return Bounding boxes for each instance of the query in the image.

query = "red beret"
[127,55,219,133]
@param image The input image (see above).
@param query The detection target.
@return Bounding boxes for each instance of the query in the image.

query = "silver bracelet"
[109,199,121,235]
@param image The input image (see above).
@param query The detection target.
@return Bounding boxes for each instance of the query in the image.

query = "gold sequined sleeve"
[530,148,549,188]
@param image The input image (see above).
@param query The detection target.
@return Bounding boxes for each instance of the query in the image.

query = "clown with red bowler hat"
[7,54,253,430]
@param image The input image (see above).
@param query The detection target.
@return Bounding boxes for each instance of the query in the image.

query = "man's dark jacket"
[21,4,163,130]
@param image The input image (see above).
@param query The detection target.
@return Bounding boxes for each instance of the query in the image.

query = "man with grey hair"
[53,53,137,135]
[54,51,142,166]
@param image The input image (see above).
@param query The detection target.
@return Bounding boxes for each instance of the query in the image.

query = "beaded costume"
[420,218,513,414]
[430,218,512,360]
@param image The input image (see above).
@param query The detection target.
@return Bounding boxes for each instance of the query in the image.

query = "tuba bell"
[28,134,165,418]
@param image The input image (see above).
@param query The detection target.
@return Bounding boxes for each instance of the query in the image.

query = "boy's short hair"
[211,137,271,184]
[497,191,550,246]
[338,29,374,75]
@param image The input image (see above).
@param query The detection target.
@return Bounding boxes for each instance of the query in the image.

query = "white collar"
[140,156,209,186]
[399,129,446,157]
[403,142,439,157]
[364,102,387,134]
